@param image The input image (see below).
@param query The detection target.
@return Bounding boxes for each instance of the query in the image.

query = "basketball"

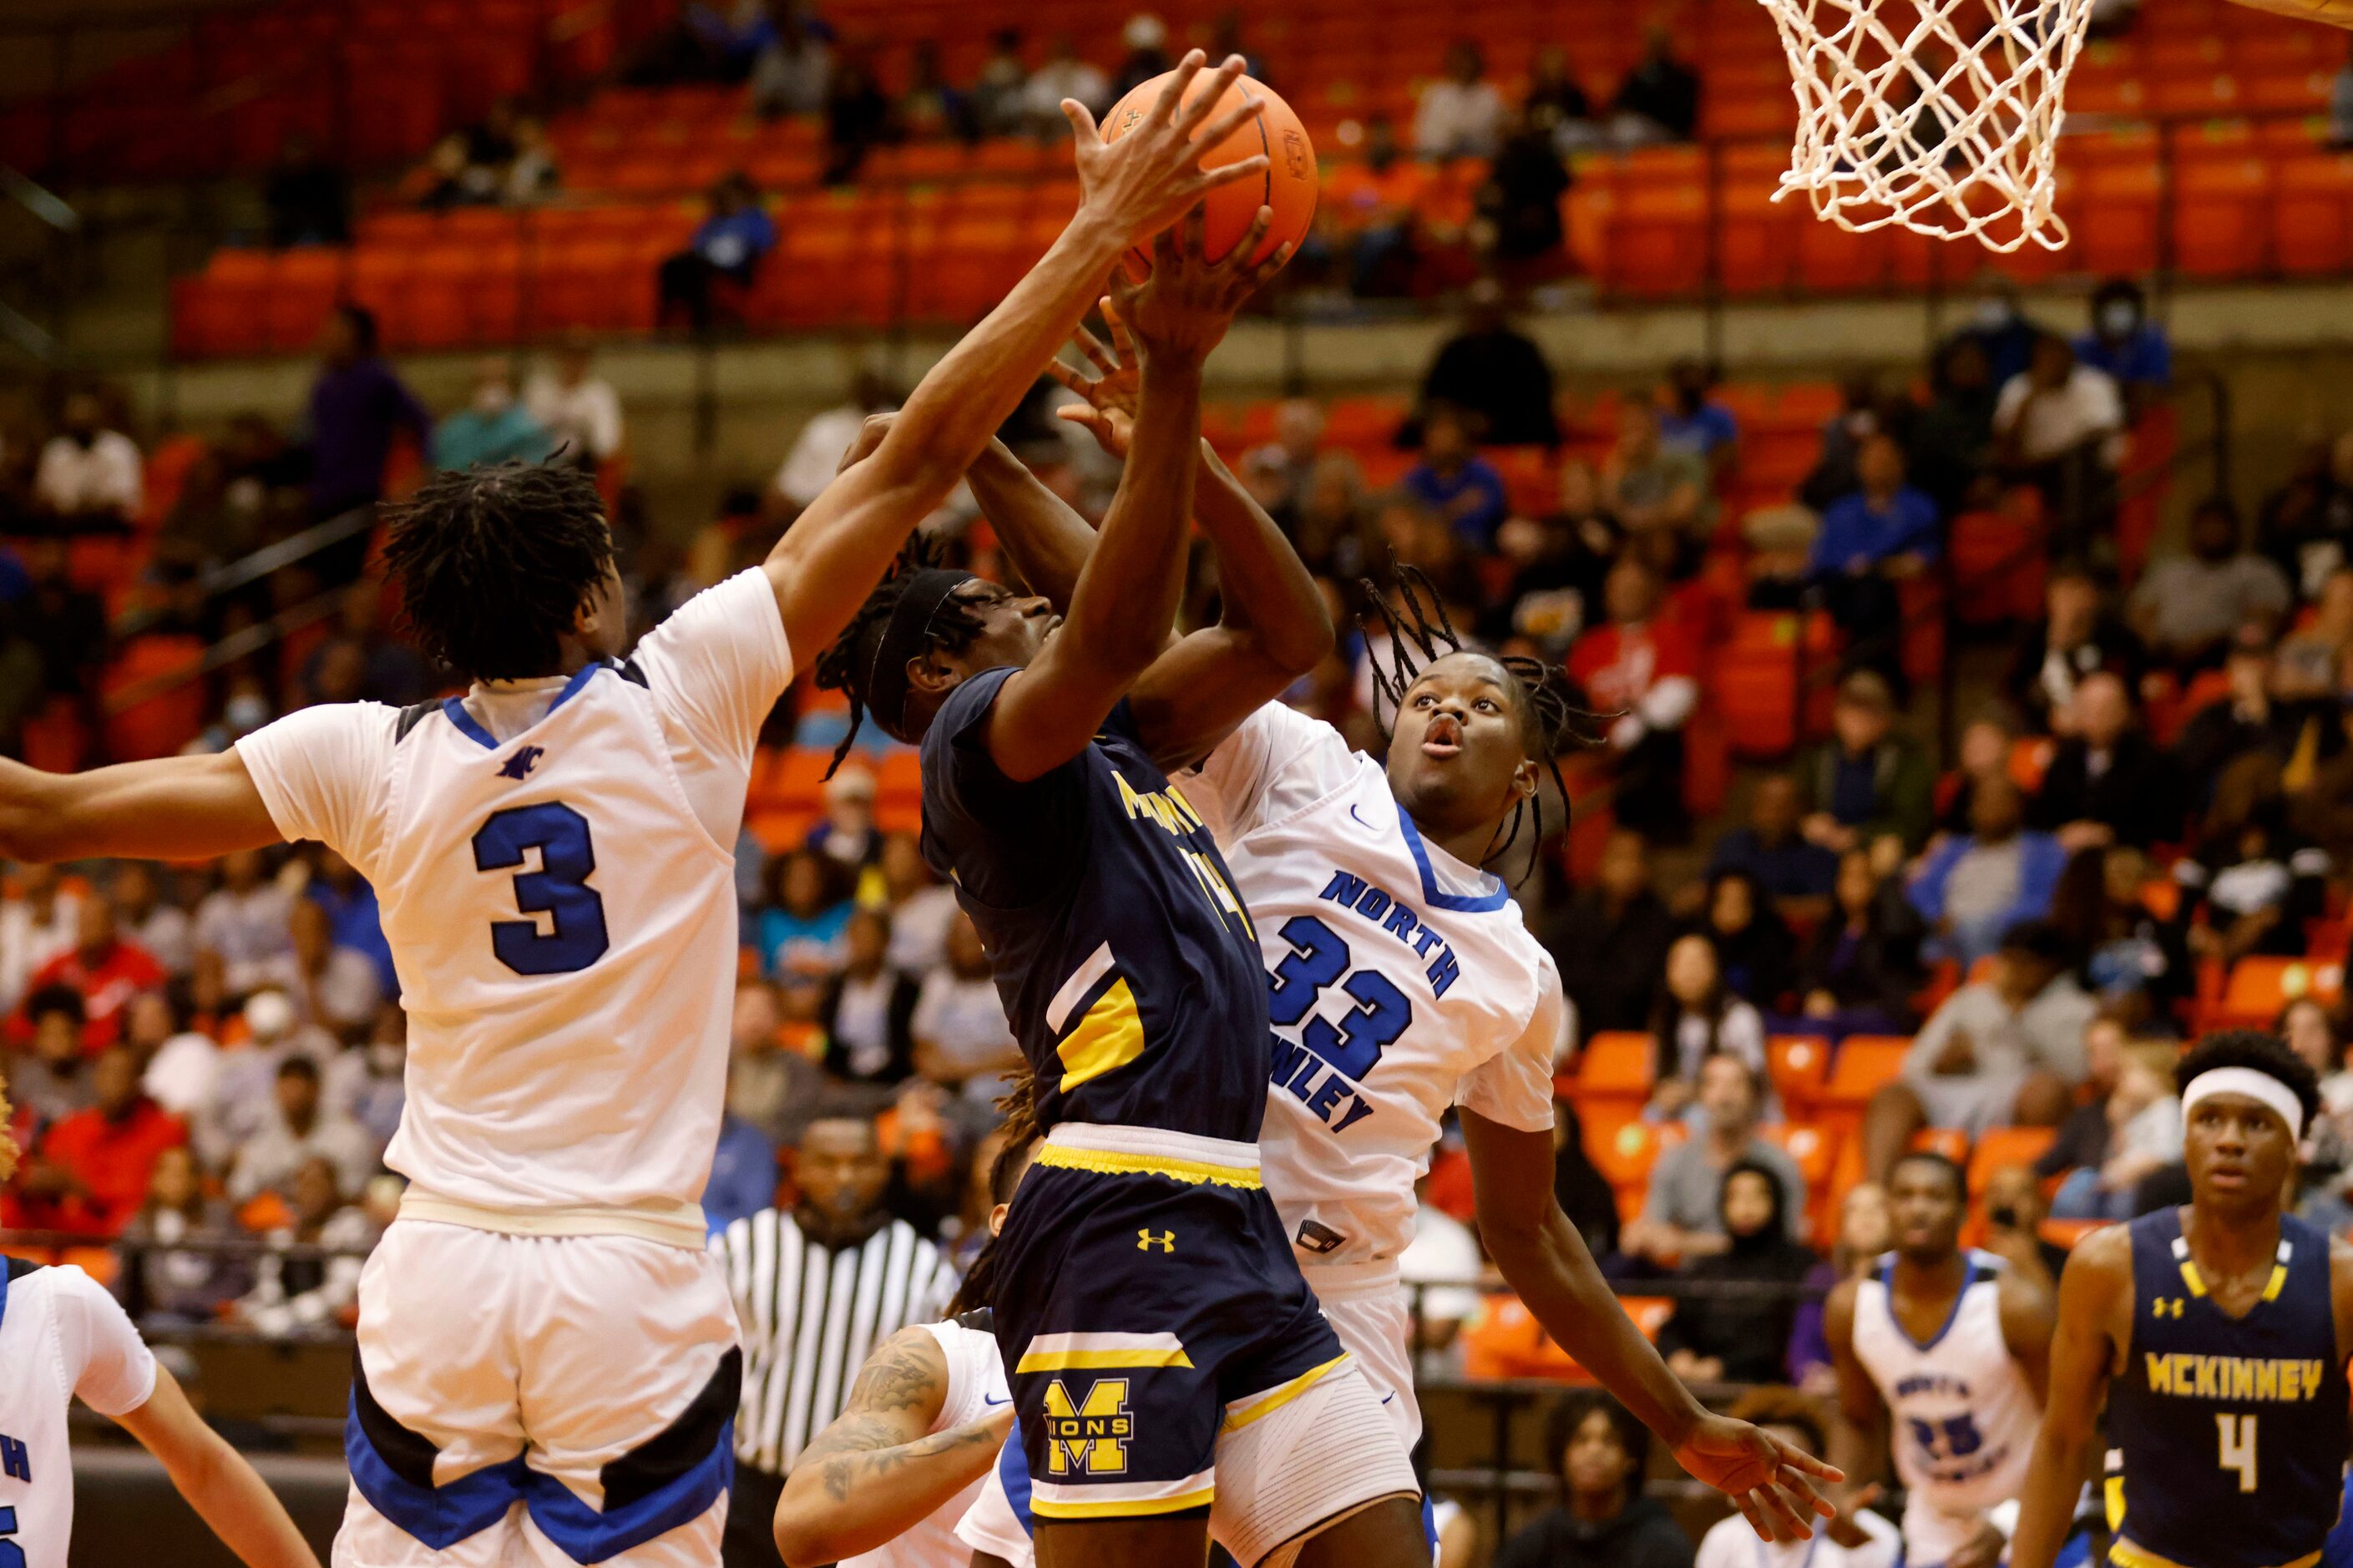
[1099,68,1318,278]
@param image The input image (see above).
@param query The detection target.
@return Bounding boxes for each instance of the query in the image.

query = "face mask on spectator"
[225,693,271,736]
[2099,300,2138,338]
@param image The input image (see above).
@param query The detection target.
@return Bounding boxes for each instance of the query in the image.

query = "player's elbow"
[769,1485,837,1568]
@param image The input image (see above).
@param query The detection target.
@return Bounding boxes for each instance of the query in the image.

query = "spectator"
[309,847,397,999]
[335,1005,406,1156]
[198,988,332,1172]
[226,1055,377,1206]
[0,863,78,1013]
[1992,331,2123,548]
[757,848,853,979]
[2258,430,2353,600]
[806,766,881,871]
[1795,849,1928,1037]
[230,1154,373,1337]
[1657,360,1742,478]
[1603,401,1713,560]
[16,897,164,1050]
[1403,404,1510,549]
[879,832,956,978]
[895,40,974,142]
[1979,1161,2069,1287]
[820,908,918,1086]
[7,984,92,1121]
[2032,1013,2148,1216]
[1906,336,2000,520]
[2050,1055,2179,1221]
[2072,277,2172,418]
[1656,1161,1819,1384]
[749,13,833,119]
[1111,13,1172,99]
[1022,33,1111,136]
[2173,625,2300,797]
[524,342,625,471]
[1415,39,1506,159]
[33,389,142,530]
[1696,870,1798,1010]
[306,305,433,536]
[1956,281,2041,387]
[911,912,1021,1105]
[195,848,294,978]
[7,1045,184,1237]
[1644,934,1769,1124]
[1611,26,1703,143]
[2335,47,2353,147]
[1492,1393,1693,1568]
[2280,565,2353,701]
[433,357,554,472]
[139,991,225,1121]
[1525,44,1596,144]
[1622,1054,1805,1268]
[1484,473,1617,650]
[1799,670,1937,855]
[1546,828,1677,1033]
[111,862,190,978]
[263,131,351,247]
[2030,670,2182,851]
[2132,499,2293,671]
[1862,918,2092,1179]
[2006,563,2147,733]
[771,368,898,516]
[1566,558,1701,837]
[1910,776,2068,965]
[969,29,1030,136]
[1318,116,1423,297]
[2285,997,2353,1229]
[1240,399,1327,524]
[116,1143,249,1324]
[249,898,381,1037]
[657,172,777,331]
[2052,844,2193,1029]
[1417,281,1560,446]
[1705,774,1839,908]
[503,116,560,204]
[1809,433,1939,672]
[705,1085,781,1234]
[2177,781,2329,964]
[822,50,896,184]
[1477,109,1571,267]
[1785,1181,1890,1393]
[726,979,821,1147]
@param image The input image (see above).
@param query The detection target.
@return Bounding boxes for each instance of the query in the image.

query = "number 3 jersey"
[1185,701,1561,1272]
[237,569,794,1221]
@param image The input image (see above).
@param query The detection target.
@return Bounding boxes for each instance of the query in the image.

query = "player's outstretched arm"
[1460,1108,1840,1543]
[0,750,282,865]
[774,1327,1015,1568]
[2009,1227,2128,1568]
[762,51,1270,665]
[113,1361,322,1568]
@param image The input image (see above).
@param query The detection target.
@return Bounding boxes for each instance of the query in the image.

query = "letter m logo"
[0,1433,27,1482]
[1042,1378,1132,1477]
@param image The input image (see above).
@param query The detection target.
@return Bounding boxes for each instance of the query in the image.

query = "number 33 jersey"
[1185,701,1562,1272]
[237,569,794,1216]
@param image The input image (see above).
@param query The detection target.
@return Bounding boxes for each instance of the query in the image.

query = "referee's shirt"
[714,1205,960,1477]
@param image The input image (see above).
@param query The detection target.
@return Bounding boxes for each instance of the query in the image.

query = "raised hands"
[1068,51,1270,247]
[1048,301,1142,458]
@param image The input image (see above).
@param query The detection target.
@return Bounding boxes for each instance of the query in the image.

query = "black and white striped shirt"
[715,1209,961,1474]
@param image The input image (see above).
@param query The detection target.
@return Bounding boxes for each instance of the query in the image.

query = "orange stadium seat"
[1571,1030,1656,1114]
[1757,1121,1839,1192]
[1967,1125,2057,1192]
[2207,955,2345,1030]
[1821,1035,1910,1109]
[1766,1034,1832,1113]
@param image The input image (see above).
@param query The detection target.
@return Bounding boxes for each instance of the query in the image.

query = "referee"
[714,1113,960,1567]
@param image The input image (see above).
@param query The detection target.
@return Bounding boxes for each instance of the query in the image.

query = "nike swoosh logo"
[1349,803,1378,831]
[984,1394,1012,1407]
[1381,1392,1396,1404]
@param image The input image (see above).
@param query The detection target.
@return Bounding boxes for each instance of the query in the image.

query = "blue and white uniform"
[238,568,796,1566]
[0,1257,159,1568]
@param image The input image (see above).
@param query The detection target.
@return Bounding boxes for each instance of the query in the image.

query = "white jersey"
[0,1261,159,1568]
[239,569,793,1222]
[1187,702,1560,1271]
[1850,1252,2040,1564]
[843,1315,1008,1568]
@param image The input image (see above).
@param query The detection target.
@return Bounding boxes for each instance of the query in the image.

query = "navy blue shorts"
[990,1127,1349,1523]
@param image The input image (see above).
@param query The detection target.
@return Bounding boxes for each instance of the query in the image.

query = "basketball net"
[1756,0,2101,251]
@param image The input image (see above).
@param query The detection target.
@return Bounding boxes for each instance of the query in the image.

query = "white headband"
[2181,1066,2306,1138]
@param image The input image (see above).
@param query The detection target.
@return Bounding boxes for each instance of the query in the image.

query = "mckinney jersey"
[0,1258,159,1568]
[918,667,1268,1141]
[841,1313,1009,1568]
[2107,1208,2349,1568]
[1187,702,1559,1268]
[1850,1251,2039,1563]
[238,569,793,1216]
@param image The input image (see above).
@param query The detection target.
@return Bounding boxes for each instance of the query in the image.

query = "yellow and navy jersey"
[919,667,1268,1142]
[2108,1207,2349,1568]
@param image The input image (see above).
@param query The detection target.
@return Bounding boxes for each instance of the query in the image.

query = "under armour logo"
[2154,1297,2185,1318]
[1136,1229,1175,1253]
[498,746,545,780]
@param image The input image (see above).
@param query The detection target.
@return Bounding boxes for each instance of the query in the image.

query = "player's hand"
[1108,202,1290,366]
[1948,1519,2007,1568]
[1069,51,1269,245]
[1672,1413,1842,1544]
[837,412,894,475]
[1048,299,1142,457]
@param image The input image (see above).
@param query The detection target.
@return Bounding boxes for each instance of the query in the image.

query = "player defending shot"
[952,317,1839,1550]
[2011,1030,2353,1568]
[0,53,1271,1568]
[1825,1152,2059,1568]
[0,1094,322,1568]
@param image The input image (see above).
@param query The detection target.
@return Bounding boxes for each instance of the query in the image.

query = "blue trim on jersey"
[519,1422,733,1565]
[999,1433,1036,1539]
[1421,1495,1438,1554]
[345,1399,527,1550]
[0,1264,9,1335]
[1393,797,1509,913]
[1879,1253,1991,1353]
[441,663,605,751]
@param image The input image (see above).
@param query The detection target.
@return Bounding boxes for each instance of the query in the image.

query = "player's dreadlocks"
[382,461,616,682]
[1358,562,1587,884]
[812,535,989,779]
[945,1069,1044,1317]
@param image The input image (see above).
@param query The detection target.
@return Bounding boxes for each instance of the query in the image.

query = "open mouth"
[1042,614,1064,643]
[1422,713,1463,759]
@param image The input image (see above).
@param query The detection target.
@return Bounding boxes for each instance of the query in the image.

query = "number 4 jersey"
[237,569,793,1225]
[1185,701,1562,1272]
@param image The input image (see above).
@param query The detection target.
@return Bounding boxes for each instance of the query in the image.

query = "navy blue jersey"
[2108,1207,2348,1568]
[920,667,1270,1141]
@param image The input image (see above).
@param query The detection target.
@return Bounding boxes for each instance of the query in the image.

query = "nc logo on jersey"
[1136,1229,1175,1253]
[498,745,545,780]
[2153,1297,2186,1319]
[1043,1379,1132,1476]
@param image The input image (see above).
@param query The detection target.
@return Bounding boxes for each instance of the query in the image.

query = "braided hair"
[945,1070,1044,1317]
[1359,563,1586,884]
[812,535,989,779]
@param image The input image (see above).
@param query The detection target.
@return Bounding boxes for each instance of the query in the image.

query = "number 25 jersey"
[1186,702,1561,1271]
[237,569,794,1216]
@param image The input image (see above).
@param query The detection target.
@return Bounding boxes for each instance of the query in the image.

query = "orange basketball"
[1100,68,1318,279]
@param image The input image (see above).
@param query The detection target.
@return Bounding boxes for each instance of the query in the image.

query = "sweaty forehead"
[1409,650,1514,695]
